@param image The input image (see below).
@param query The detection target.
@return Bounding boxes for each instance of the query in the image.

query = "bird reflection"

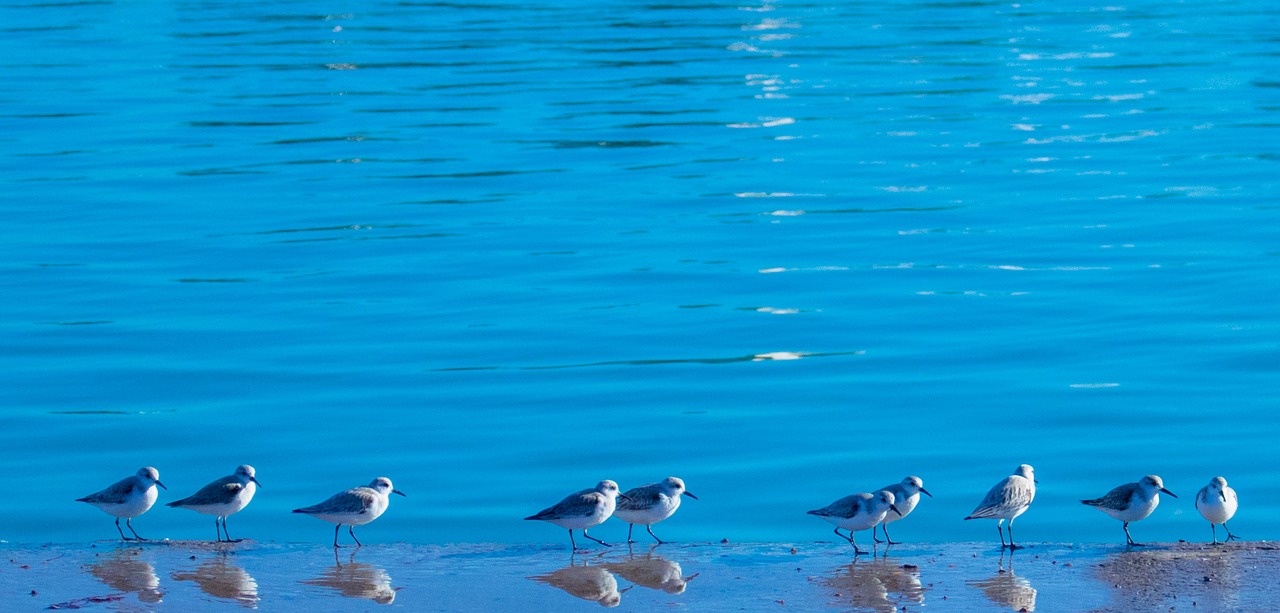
[821,555,925,612]
[530,560,627,607]
[85,548,164,603]
[603,548,697,595]
[301,551,396,604]
[968,553,1036,612]
[172,555,259,607]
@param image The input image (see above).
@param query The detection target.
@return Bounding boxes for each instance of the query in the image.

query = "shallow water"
[1,0,1278,547]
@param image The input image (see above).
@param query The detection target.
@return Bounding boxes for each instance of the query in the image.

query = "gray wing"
[878,483,906,499]
[1084,483,1138,510]
[168,476,240,507]
[77,477,138,504]
[617,484,662,512]
[528,491,602,520]
[968,477,1032,518]
[809,494,866,519]
[295,488,373,514]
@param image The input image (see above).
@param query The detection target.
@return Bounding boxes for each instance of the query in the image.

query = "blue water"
[1,0,1277,548]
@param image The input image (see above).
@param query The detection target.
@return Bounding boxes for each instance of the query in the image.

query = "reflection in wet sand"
[968,554,1036,612]
[172,555,259,607]
[301,552,396,604]
[530,561,626,607]
[603,550,698,595]
[820,555,925,612]
[86,548,164,603]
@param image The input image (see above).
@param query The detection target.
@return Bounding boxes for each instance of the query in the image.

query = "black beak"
[684,491,699,500]
[890,503,902,517]
[618,493,632,502]
[251,477,262,488]
[919,487,933,498]
[1220,491,1227,503]
[156,481,168,490]
[1161,488,1176,498]
[393,489,407,497]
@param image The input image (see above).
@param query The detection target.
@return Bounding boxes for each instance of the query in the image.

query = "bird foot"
[1005,544,1024,551]
[1226,534,1241,542]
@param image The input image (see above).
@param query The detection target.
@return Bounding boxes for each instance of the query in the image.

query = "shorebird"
[166,465,261,542]
[1082,475,1176,546]
[613,477,698,544]
[293,477,405,547]
[1195,476,1239,544]
[77,467,167,541]
[965,464,1036,549]
[874,476,932,545]
[808,490,901,555]
[526,480,627,550]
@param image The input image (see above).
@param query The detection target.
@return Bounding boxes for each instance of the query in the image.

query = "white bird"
[1195,476,1239,544]
[613,477,698,544]
[77,467,167,541]
[166,465,261,542]
[808,490,901,555]
[293,477,405,547]
[526,480,627,550]
[1081,474,1176,546]
[874,476,932,545]
[964,464,1036,549]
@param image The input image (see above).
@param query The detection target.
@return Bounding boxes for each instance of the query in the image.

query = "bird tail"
[806,509,825,516]
[1080,498,1101,507]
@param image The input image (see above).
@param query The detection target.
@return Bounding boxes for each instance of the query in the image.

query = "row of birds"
[77,464,1241,551]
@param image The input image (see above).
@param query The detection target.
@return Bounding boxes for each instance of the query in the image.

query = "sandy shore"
[1,540,1274,611]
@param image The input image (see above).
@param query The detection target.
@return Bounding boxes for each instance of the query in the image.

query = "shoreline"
[3,540,1275,611]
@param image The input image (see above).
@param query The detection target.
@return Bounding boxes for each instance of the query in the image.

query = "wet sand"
[1,540,1275,611]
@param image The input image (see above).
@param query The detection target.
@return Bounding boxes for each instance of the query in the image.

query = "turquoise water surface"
[2,0,1278,549]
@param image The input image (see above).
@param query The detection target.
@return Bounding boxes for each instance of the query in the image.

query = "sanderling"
[1081,474,1176,546]
[525,480,627,550]
[166,465,261,542]
[613,476,698,545]
[1196,476,1239,544]
[964,464,1036,549]
[293,477,405,547]
[76,467,167,541]
[874,476,932,545]
[808,490,901,555]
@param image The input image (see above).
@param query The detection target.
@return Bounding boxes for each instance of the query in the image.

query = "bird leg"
[214,517,223,542]
[626,524,636,544]
[882,524,901,546]
[349,525,363,547]
[1224,523,1240,542]
[646,525,665,545]
[333,524,342,548]
[114,518,133,541]
[1123,522,1143,546]
[222,517,237,542]
[581,530,612,547]
[997,524,1008,549]
[126,518,146,541]
[1211,524,1218,544]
